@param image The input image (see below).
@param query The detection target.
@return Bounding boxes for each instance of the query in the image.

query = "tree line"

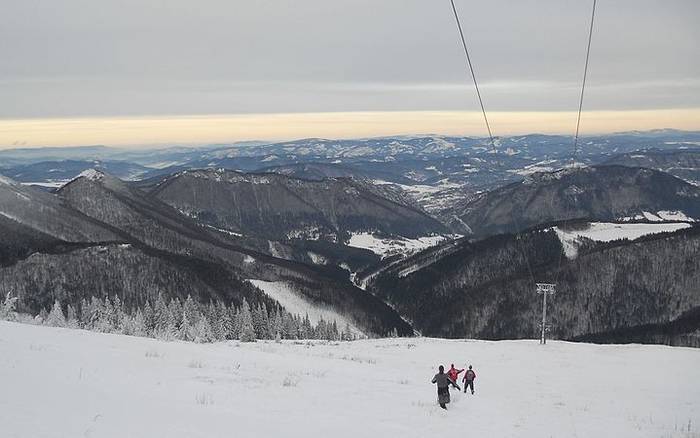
[0,292,356,343]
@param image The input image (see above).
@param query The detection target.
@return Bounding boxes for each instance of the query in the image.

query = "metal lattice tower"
[536,283,556,344]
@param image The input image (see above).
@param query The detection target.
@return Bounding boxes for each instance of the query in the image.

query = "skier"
[462,364,476,395]
[447,363,464,384]
[431,365,460,409]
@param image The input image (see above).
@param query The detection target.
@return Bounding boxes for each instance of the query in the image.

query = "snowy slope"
[554,222,692,258]
[247,280,363,335]
[1,321,698,438]
[347,232,447,258]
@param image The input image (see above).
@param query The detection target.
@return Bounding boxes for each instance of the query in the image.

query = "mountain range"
[0,130,698,345]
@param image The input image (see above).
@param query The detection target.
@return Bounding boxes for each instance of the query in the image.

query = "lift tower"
[536,283,556,344]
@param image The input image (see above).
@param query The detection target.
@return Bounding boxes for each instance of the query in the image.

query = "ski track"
[0,321,698,438]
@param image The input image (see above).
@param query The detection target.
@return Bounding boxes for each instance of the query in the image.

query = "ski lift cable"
[571,0,597,164]
[449,0,538,288]
[448,0,599,292]
[554,0,597,287]
[449,0,496,152]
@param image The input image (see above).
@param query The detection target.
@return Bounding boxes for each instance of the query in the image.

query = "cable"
[449,0,537,288]
[571,0,597,165]
[449,0,496,152]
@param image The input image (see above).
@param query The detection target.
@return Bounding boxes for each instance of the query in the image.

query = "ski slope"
[0,321,698,438]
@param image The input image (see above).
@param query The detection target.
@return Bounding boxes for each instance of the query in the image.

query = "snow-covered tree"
[45,299,67,327]
[238,299,256,342]
[153,294,175,340]
[112,295,126,333]
[192,316,213,343]
[0,292,18,321]
[218,302,233,340]
[168,297,183,330]
[178,309,194,341]
[142,301,156,337]
[66,304,79,328]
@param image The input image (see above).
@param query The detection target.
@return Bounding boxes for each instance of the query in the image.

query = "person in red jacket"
[447,364,464,384]
[462,364,476,394]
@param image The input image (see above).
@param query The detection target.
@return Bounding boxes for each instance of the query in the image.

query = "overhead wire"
[449,0,496,152]
[448,0,599,292]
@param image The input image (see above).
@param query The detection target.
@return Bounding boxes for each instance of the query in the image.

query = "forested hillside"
[368,225,700,345]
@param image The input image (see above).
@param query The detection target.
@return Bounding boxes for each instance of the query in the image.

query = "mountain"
[0,169,413,336]
[366,221,700,345]
[147,168,448,242]
[0,173,118,243]
[1,160,149,186]
[454,165,700,237]
[603,149,700,186]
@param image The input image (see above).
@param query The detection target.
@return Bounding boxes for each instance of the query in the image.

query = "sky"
[0,0,698,148]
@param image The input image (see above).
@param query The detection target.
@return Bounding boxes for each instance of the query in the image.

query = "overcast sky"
[0,0,698,146]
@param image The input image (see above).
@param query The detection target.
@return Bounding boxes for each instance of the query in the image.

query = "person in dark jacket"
[431,365,460,409]
[462,364,476,394]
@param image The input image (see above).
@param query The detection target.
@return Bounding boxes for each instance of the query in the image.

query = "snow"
[77,168,105,181]
[347,233,447,258]
[243,255,255,264]
[554,222,692,258]
[247,280,362,335]
[148,161,184,169]
[204,224,243,237]
[306,251,327,265]
[19,181,68,188]
[656,210,695,221]
[0,174,15,185]
[1,321,698,438]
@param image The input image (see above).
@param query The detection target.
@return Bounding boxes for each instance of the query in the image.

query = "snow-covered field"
[1,322,698,438]
[554,222,693,258]
[347,232,447,258]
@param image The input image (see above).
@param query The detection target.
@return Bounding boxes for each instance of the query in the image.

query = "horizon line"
[1,109,699,149]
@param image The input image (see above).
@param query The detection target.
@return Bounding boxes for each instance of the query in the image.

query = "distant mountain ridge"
[148,168,448,242]
[455,165,700,238]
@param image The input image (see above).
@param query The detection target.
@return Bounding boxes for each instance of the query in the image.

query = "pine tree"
[96,296,115,333]
[206,301,224,341]
[238,299,256,342]
[183,295,199,326]
[142,301,156,337]
[132,309,146,337]
[252,303,266,339]
[218,302,233,340]
[342,323,353,341]
[331,321,339,341]
[192,316,213,343]
[78,298,89,328]
[169,298,183,331]
[153,294,175,340]
[37,307,49,324]
[230,306,241,340]
[270,308,283,340]
[299,313,312,339]
[178,309,194,341]
[112,295,125,333]
[0,292,18,321]
[46,299,67,327]
[66,304,79,328]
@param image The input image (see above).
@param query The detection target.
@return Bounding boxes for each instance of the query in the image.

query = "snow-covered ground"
[347,232,447,258]
[554,222,693,258]
[1,321,698,438]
